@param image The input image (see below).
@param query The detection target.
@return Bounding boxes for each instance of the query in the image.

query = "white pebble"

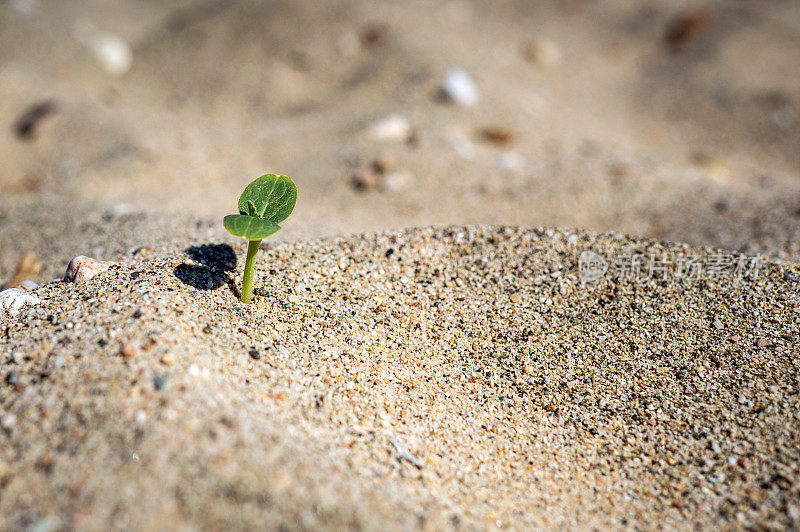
[368,115,412,143]
[18,280,40,291]
[0,288,40,316]
[74,21,132,76]
[0,413,16,430]
[380,171,413,193]
[441,68,479,106]
[63,256,115,283]
[498,151,523,171]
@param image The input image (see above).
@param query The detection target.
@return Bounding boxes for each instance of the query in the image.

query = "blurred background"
[1,0,799,280]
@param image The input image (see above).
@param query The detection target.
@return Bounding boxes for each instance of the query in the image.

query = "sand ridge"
[1,226,798,530]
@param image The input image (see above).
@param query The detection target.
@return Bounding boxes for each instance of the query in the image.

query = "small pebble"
[153,374,168,391]
[18,280,39,291]
[360,22,390,48]
[691,152,731,183]
[713,319,724,330]
[380,171,413,193]
[352,169,379,191]
[498,151,523,172]
[63,256,115,283]
[1,413,17,430]
[0,288,40,316]
[441,68,479,106]
[249,348,263,360]
[368,115,413,143]
[120,343,138,358]
[372,153,395,174]
[5,371,19,385]
[665,7,709,52]
[479,127,513,146]
[74,21,132,75]
[522,37,562,66]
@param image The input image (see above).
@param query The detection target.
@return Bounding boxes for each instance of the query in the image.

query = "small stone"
[380,171,413,193]
[63,256,115,283]
[372,153,395,174]
[497,151,523,172]
[249,348,262,360]
[479,127,513,146]
[522,38,562,66]
[713,319,724,330]
[5,371,19,385]
[509,292,521,303]
[153,374,168,391]
[18,280,39,291]
[0,413,16,430]
[352,169,379,191]
[523,364,534,376]
[360,22,390,48]
[0,288,40,316]
[160,354,176,366]
[74,21,132,76]
[202,324,213,334]
[691,152,731,183]
[441,68,479,106]
[368,115,412,143]
[665,7,709,52]
[607,161,632,179]
[131,308,143,319]
[120,343,138,358]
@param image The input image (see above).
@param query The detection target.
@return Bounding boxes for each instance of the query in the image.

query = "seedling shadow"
[174,244,239,297]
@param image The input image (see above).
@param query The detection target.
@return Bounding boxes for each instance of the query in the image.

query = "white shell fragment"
[441,68,479,106]
[63,256,115,283]
[0,288,40,317]
[18,280,40,291]
[74,21,132,76]
[368,115,412,143]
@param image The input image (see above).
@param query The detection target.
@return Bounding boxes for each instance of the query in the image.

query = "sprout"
[223,174,298,303]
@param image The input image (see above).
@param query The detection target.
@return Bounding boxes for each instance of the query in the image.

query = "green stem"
[241,239,262,304]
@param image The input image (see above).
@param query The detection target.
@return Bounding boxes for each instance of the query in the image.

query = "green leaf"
[223,214,281,240]
[237,174,298,223]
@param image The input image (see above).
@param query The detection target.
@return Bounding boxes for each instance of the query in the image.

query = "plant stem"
[241,239,261,304]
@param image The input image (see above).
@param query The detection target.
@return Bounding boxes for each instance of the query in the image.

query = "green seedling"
[223,174,298,303]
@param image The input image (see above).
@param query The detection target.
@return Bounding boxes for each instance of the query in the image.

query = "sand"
[2,1,800,529]
[2,226,799,530]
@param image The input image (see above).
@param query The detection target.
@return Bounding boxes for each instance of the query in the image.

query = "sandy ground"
[1,0,800,530]
[2,227,799,530]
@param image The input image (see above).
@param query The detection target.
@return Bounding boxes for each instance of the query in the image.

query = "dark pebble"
[249,349,262,360]
[203,324,213,334]
[5,371,19,385]
[13,100,58,140]
[153,374,168,391]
